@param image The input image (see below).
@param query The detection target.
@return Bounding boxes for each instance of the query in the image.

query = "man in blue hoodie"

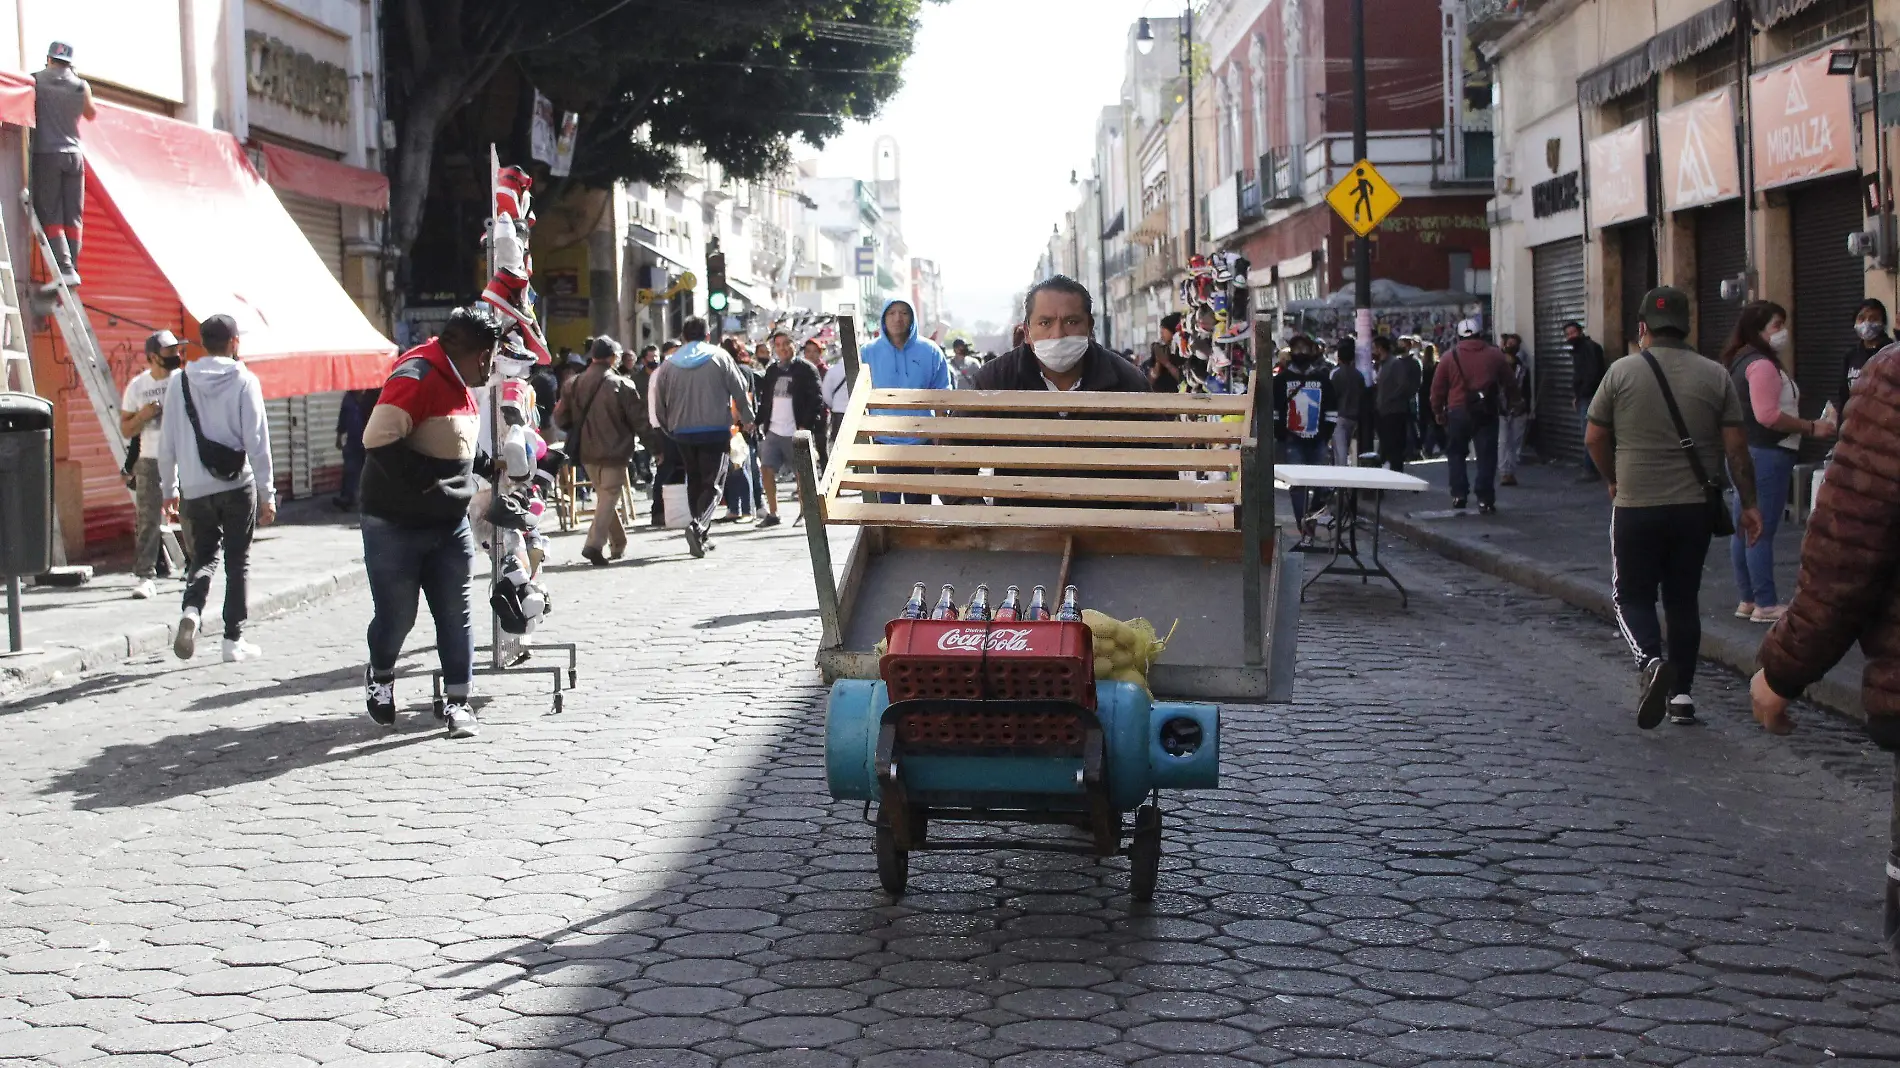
[858,299,951,503]
[157,314,276,663]
[652,317,756,557]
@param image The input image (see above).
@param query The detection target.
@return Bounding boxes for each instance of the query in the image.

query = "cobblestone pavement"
[1,519,1897,1067]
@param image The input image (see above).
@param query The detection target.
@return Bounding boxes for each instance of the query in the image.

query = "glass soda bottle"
[1025,585,1050,621]
[961,584,991,621]
[928,585,958,619]
[993,585,1022,621]
[900,582,927,619]
[1055,585,1082,621]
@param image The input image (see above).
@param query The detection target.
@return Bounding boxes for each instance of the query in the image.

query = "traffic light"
[706,250,728,313]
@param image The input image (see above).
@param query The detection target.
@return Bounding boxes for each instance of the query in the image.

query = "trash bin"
[0,392,55,578]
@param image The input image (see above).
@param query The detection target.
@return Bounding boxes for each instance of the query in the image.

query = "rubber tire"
[875,819,909,896]
[1129,804,1162,903]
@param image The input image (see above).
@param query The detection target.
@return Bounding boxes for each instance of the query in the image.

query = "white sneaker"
[173,610,199,659]
[131,579,156,600]
[222,637,262,662]
[444,701,479,739]
[59,270,82,287]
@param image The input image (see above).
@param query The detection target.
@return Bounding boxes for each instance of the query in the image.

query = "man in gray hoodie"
[157,314,276,662]
[651,317,755,557]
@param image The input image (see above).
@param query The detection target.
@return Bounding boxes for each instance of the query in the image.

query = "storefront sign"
[1750,50,1857,190]
[1586,121,1648,227]
[1532,171,1580,218]
[1658,86,1742,211]
[245,31,350,126]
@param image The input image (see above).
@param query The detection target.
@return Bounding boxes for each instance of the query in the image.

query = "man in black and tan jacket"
[555,336,650,566]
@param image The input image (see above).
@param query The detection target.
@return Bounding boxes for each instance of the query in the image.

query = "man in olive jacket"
[554,337,649,565]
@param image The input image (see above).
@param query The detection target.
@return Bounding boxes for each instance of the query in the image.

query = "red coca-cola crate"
[880,619,1095,707]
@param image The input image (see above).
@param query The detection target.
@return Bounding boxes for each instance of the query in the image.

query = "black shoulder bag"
[1450,350,1499,423]
[1639,350,1736,538]
[179,373,248,482]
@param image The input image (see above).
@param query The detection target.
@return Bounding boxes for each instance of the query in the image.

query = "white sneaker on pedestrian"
[131,579,156,600]
[222,637,262,662]
[444,701,479,739]
[59,270,82,287]
[173,610,199,660]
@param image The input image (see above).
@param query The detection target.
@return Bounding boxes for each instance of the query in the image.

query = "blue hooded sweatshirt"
[859,299,951,444]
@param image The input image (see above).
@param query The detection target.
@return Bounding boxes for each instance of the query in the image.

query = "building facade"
[1483,0,1894,462]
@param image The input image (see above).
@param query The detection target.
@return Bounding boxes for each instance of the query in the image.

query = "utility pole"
[1183,5,1197,260]
[1351,0,1373,379]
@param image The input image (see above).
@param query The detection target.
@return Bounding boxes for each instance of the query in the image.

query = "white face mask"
[1768,329,1791,353]
[1033,335,1090,373]
[1858,320,1885,341]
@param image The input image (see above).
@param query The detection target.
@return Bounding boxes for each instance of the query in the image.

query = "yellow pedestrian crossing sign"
[1326,159,1402,237]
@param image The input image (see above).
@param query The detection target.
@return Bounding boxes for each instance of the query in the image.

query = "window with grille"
[1691,38,1737,95]
[1786,0,1865,52]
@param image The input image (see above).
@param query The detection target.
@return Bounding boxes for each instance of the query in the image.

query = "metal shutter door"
[1532,238,1587,463]
[266,398,293,498]
[306,391,345,495]
[276,190,345,282]
[1694,200,1747,360]
[1617,223,1657,354]
[1790,176,1865,424]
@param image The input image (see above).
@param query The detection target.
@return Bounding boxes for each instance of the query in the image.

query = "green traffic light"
[708,291,729,312]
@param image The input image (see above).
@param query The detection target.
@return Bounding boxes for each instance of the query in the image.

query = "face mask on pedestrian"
[1033,335,1089,373]
[1768,328,1791,353]
[1858,320,1885,341]
[159,351,182,371]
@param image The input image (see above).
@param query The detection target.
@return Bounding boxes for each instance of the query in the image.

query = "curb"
[0,565,369,699]
[1383,513,1865,723]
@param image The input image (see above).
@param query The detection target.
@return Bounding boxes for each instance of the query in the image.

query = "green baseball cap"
[1639,286,1692,336]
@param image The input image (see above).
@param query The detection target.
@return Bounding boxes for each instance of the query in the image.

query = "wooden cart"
[789,322,1300,702]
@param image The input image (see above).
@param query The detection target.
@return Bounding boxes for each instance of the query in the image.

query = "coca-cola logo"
[935,628,1034,653]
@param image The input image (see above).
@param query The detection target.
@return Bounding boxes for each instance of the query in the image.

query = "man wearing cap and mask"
[122,330,186,599]
[157,314,276,666]
[554,336,650,565]
[33,42,95,287]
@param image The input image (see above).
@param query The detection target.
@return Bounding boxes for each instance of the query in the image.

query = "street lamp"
[1136,17,1154,55]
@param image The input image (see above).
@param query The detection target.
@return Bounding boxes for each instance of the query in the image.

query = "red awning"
[73,102,395,397]
[255,141,390,211]
[0,69,32,127]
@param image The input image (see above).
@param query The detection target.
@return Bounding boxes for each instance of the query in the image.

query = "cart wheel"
[874,820,909,896]
[1129,804,1162,903]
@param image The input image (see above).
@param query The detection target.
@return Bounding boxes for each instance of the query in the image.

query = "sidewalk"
[0,498,369,698]
[1377,454,1866,719]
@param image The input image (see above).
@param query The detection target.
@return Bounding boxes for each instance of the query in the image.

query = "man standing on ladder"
[33,41,94,288]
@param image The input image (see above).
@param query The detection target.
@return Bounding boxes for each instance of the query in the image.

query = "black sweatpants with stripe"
[1610,502,1712,697]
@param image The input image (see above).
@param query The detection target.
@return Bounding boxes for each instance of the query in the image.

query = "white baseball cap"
[1456,318,1481,338]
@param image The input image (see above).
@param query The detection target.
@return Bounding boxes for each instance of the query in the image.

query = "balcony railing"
[1238,173,1263,224]
[1133,238,1178,289]
[1261,147,1305,205]
[1467,0,1529,44]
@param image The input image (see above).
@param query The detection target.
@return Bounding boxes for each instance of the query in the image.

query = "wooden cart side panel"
[856,416,1243,444]
[837,472,1242,504]
[841,445,1243,472]
[866,388,1252,416]
[822,364,876,505]
[829,500,1234,532]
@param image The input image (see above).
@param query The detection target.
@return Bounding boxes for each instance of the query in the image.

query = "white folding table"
[1274,464,1429,606]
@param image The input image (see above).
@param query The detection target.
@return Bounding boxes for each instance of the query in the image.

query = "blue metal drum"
[825,680,1219,810]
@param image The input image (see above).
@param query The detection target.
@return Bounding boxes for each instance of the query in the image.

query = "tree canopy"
[384,0,927,279]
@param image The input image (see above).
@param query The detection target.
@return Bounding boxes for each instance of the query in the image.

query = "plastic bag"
[1081,609,1175,694]
[729,432,751,467]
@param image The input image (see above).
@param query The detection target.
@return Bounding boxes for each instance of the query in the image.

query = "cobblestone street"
[1,521,1896,1067]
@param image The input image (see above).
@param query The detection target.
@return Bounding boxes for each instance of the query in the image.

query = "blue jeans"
[1281,436,1331,520]
[363,515,476,689]
[1445,407,1499,505]
[724,454,754,515]
[1731,445,1795,606]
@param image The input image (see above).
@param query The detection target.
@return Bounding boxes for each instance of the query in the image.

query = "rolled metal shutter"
[266,398,293,498]
[1694,200,1747,360]
[1790,175,1865,424]
[275,190,345,283]
[1531,238,1587,463]
[306,391,345,495]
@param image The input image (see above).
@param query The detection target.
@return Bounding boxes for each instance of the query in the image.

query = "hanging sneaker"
[365,668,397,727]
[222,637,262,662]
[444,701,479,739]
[173,610,199,660]
[130,579,156,600]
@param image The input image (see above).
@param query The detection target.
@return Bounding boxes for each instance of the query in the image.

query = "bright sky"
[811,0,1156,330]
